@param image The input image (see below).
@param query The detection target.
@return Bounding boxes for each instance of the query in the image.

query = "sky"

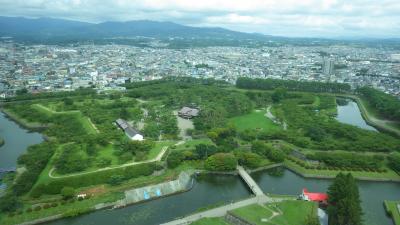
[0,0,400,38]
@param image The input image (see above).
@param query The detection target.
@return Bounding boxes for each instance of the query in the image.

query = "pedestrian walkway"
[237,165,264,196]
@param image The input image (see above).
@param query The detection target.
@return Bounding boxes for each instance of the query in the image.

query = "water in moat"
[336,98,377,131]
[0,112,43,169]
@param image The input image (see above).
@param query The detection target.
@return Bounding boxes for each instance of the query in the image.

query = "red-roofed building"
[301,188,328,203]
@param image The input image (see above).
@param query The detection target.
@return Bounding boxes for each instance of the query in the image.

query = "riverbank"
[335,94,400,137]
[384,200,400,225]
[0,109,46,131]
[0,170,195,225]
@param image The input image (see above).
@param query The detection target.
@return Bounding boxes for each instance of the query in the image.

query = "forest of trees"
[327,173,363,225]
[357,86,400,121]
[236,77,351,93]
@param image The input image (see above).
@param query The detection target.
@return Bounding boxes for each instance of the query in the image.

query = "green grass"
[190,217,230,225]
[385,200,400,225]
[173,138,214,151]
[231,204,273,224]
[229,110,280,132]
[148,141,175,159]
[284,159,400,181]
[32,104,97,134]
[231,201,317,225]
[0,192,123,225]
[268,200,317,225]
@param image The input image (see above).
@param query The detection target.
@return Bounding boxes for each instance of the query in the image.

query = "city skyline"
[1,0,400,38]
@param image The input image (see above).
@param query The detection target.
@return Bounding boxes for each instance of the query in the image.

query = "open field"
[385,200,400,225]
[230,200,317,225]
[229,110,280,132]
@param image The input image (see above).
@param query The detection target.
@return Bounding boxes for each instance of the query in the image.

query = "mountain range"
[0,16,264,41]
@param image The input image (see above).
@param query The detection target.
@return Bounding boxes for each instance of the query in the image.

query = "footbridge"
[237,165,264,196]
[160,166,274,225]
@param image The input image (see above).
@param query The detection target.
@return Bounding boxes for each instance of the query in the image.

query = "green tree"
[205,153,237,171]
[61,187,75,199]
[0,193,19,212]
[194,144,217,159]
[327,173,363,225]
[271,87,287,103]
[167,151,185,168]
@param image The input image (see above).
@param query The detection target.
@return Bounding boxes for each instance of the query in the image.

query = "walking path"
[237,166,265,197]
[48,146,168,178]
[161,196,269,225]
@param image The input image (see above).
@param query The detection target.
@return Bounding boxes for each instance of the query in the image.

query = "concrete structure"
[115,118,144,141]
[178,107,199,119]
[112,172,192,208]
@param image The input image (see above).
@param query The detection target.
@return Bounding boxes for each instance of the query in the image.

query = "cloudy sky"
[1,0,400,38]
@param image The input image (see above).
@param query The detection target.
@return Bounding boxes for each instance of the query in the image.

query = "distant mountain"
[0,16,264,42]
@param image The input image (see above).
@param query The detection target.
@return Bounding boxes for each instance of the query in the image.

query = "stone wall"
[115,172,192,207]
[225,212,256,225]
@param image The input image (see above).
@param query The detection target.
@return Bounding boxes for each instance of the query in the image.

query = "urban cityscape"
[1,40,399,98]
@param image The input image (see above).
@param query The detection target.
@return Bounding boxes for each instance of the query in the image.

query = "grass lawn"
[385,200,400,225]
[231,200,317,225]
[284,160,400,181]
[229,110,280,132]
[268,200,317,225]
[32,104,97,134]
[0,192,123,225]
[173,138,214,151]
[190,217,230,225]
[231,204,273,224]
[148,140,176,159]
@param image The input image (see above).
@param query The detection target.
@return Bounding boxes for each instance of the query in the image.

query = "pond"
[335,98,377,131]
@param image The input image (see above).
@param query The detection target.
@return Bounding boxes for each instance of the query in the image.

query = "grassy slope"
[229,110,280,132]
[190,218,230,225]
[385,201,400,225]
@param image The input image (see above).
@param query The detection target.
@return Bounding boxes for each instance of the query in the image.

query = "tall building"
[323,58,335,75]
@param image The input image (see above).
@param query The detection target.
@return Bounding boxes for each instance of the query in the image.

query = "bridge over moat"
[160,166,274,225]
[237,165,264,196]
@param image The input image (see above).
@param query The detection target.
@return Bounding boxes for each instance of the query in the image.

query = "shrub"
[34,206,42,211]
[51,202,58,207]
[61,187,75,199]
[26,208,33,213]
[43,204,51,209]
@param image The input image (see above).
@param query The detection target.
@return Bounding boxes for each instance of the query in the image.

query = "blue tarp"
[143,191,150,200]
[156,189,162,196]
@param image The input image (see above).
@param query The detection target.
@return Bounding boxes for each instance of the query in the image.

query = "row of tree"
[236,77,351,93]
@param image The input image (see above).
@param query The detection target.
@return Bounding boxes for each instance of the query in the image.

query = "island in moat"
[0,77,400,225]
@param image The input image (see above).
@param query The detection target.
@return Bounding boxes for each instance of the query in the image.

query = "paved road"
[49,146,168,178]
